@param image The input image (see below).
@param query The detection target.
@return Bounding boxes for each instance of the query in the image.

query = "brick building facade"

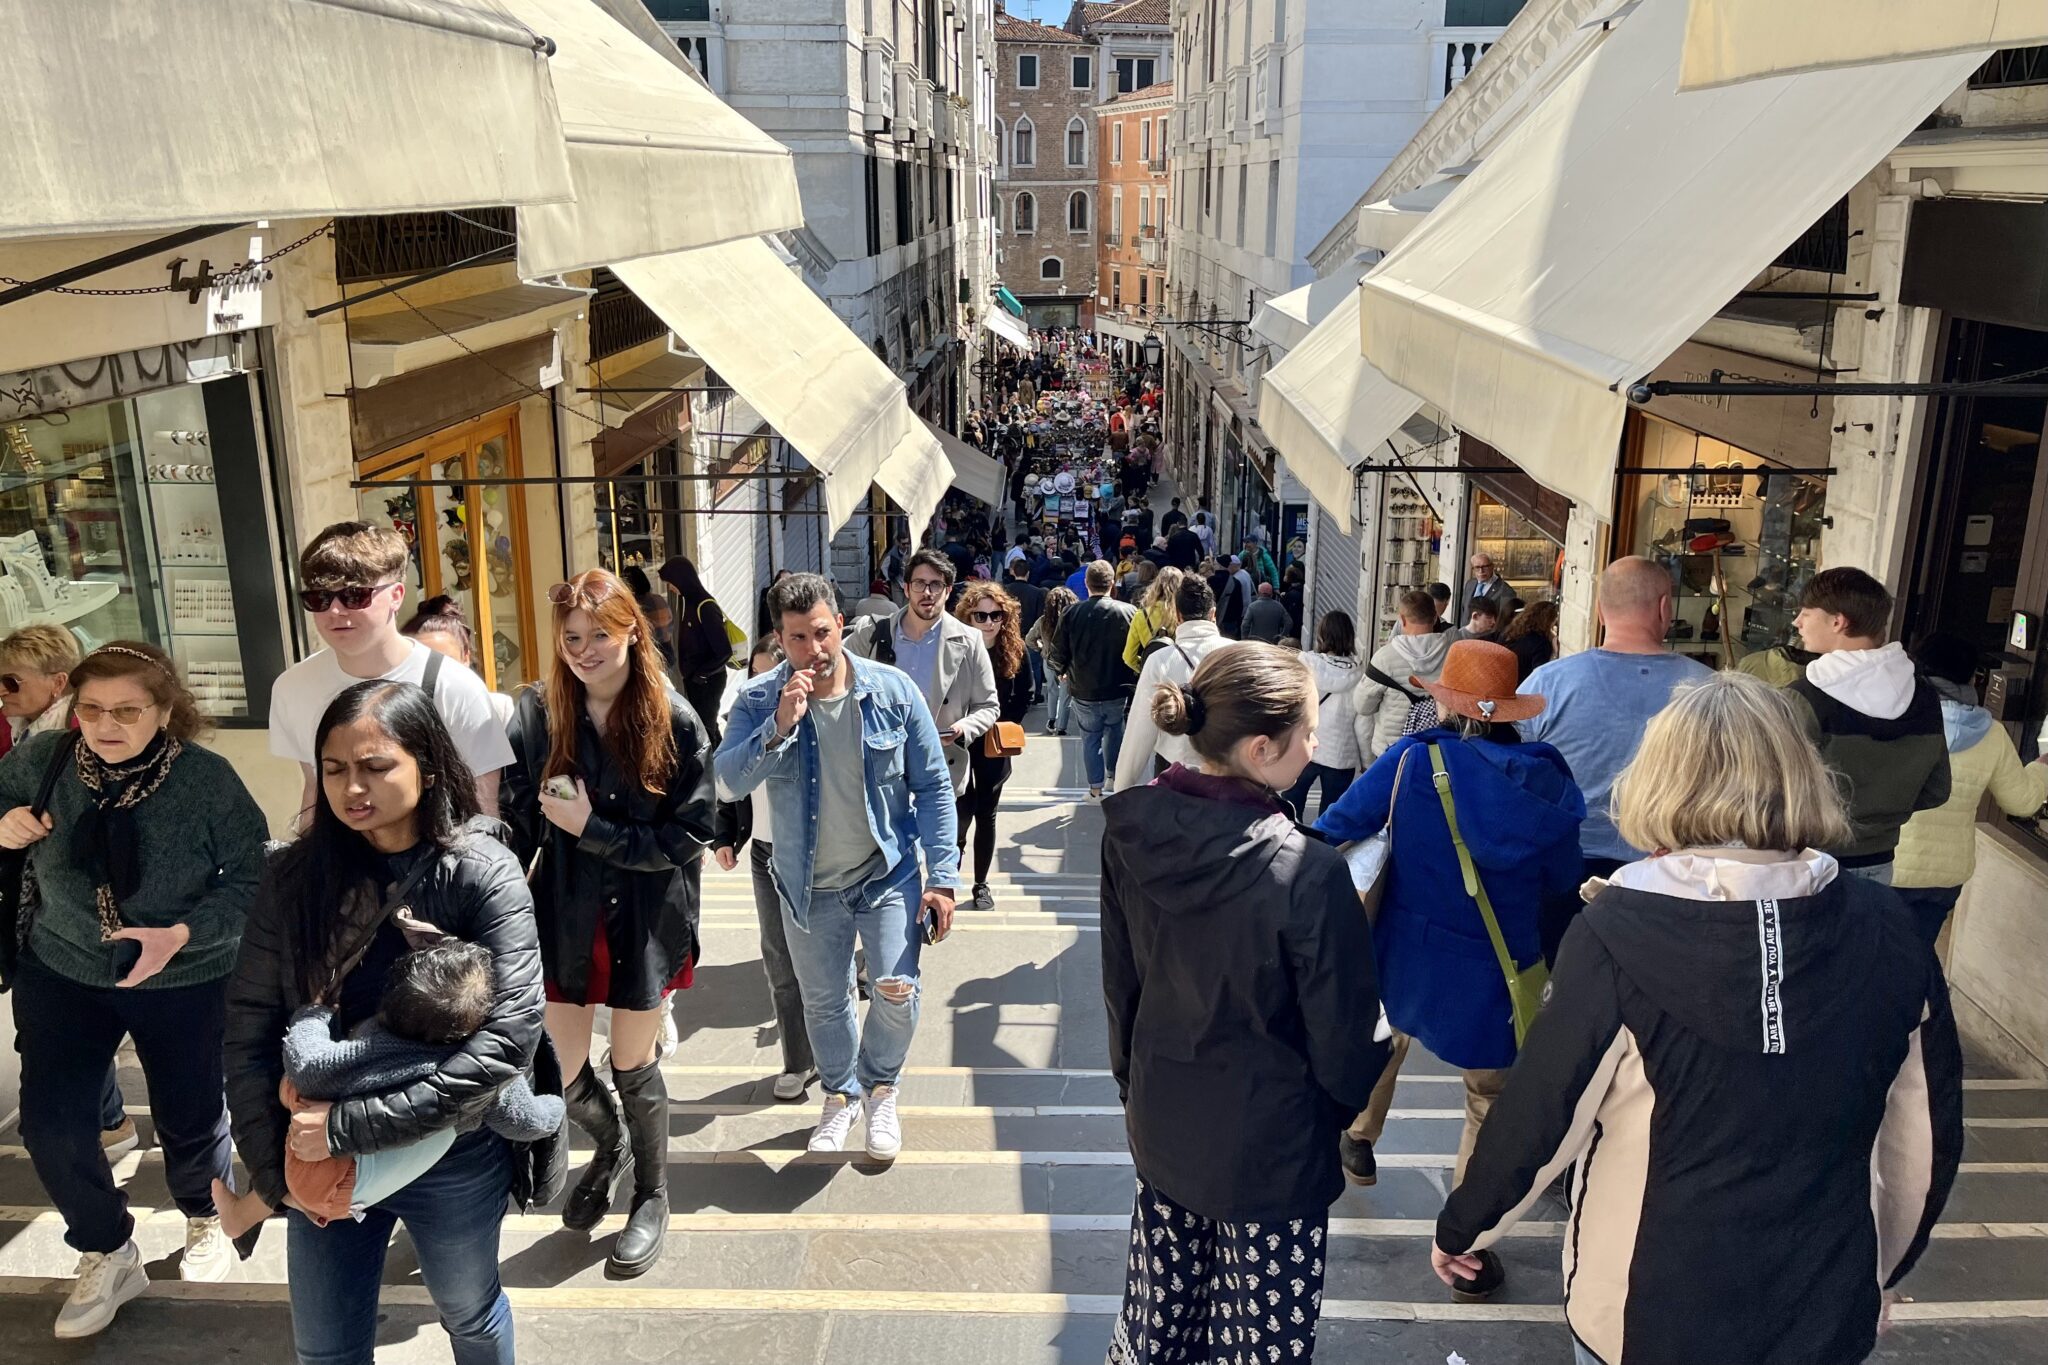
[993,6,1098,329]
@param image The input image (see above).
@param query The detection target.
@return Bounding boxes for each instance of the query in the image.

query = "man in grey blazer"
[1463,552,1517,628]
[844,548,999,796]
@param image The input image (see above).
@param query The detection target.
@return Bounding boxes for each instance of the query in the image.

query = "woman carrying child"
[219,679,546,1365]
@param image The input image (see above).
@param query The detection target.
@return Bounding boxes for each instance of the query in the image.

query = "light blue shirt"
[892,617,944,707]
[1517,649,1715,862]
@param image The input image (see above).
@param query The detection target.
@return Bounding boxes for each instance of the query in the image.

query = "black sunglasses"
[0,674,21,693]
[968,610,1005,624]
[299,582,398,614]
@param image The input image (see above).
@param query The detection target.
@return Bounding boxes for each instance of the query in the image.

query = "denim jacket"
[714,654,960,929]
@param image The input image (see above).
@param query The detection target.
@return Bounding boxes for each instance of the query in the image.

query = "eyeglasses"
[74,701,156,725]
[968,610,1005,624]
[906,579,949,596]
[299,582,397,614]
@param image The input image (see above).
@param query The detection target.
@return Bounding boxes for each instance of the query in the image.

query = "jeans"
[750,841,816,1076]
[1044,671,1070,731]
[1281,762,1356,819]
[1841,861,1895,887]
[1026,647,1046,701]
[1072,696,1127,788]
[13,954,232,1253]
[99,1066,125,1131]
[1895,883,1962,950]
[287,1129,514,1365]
[782,857,923,1097]
[1574,1339,1606,1365]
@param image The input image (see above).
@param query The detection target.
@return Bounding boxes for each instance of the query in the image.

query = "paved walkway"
[2,699,2047,1359]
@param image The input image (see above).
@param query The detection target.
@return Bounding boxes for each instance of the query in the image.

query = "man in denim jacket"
[715,573,959,1163]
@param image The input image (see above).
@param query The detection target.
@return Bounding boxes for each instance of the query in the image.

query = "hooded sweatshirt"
[1100,765,1389,1221]
[1788,642,1950,866]
[1353,629,1455,758]
[1892,676,2048,890]
[1438,850,1962,1365]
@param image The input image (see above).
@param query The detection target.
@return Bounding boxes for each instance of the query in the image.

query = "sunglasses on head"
[299,582,396,614]
[547,580,622,607]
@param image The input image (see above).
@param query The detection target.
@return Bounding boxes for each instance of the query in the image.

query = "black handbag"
[509,1030,569,1212]
[0,731,81,993]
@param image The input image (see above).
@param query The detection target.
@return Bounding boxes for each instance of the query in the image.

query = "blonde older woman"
[1431,673,1962,1365]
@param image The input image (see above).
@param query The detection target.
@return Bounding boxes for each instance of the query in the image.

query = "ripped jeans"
[782,857,924,1098]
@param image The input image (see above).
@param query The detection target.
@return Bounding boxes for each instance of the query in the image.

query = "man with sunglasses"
[268,523,514,821]
[843,549,998,798]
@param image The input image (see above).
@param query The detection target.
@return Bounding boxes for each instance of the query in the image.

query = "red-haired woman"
[503,570,715,1278]
[952,583,1032,910]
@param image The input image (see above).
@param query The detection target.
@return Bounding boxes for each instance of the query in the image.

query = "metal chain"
[0,221,333,297]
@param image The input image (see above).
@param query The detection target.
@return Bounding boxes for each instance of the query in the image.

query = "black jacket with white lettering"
[1437,871,1961,1365]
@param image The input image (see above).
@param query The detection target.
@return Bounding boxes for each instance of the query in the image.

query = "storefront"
[591,395,691,582]
[1458,438,1566,611]
[0,335,289,725]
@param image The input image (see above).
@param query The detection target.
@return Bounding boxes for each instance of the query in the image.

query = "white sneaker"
[658,997,680,1061]
[180,1215,234,1283]
[53,1241,147,1339]
[807,1093,864,1152]
[865,1084,903,1162]
[772,1070,815,1103]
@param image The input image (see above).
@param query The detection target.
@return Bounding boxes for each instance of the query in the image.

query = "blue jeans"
[1072,696,1127,788]
[287,1129,514,1365]
[1574,1340,1604,1365]
[783,858,923,1098]
[1044,671,1070,731]
[1282,762,1356,819]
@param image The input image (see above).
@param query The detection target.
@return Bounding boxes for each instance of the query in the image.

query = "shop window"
[353,408,535,691]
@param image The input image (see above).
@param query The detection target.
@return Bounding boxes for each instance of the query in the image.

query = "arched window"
[1067,190,1089,233]
[1040,256,1064,281]
[1013,116,1035,167]
[1065,117,1087,168]
[995,118,1006,169]
[992,193,1003,232]
[1014,191,1036,233]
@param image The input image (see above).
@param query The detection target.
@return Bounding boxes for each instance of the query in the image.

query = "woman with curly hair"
[953,582,1032,910]
[502,569,716,1278]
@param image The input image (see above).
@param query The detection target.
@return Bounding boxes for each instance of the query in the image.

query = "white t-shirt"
[268,639,516,775]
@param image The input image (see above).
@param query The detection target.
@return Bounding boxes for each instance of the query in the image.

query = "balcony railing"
[1104,231,1124,247]
[1147,154,1167,172]
[589,268,669,360]
[1430,27,1505,106]
[1772,196,1850,275]
[333,209,514,283]
[1971,45,2048,87]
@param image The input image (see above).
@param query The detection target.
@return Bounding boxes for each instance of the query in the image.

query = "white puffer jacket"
[1300,652,1372,772]
[1354,628,1456,758]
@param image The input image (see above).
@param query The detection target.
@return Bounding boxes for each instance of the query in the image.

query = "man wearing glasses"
[844,549,998,798]
[267,522,514,820]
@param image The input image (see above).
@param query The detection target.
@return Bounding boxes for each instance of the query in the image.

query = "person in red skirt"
[502,569,715,1278]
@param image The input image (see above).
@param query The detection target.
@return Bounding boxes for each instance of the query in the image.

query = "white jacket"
[1114,621,1237,791]
[1354,628,1456,758]
[1299,651,1371,772]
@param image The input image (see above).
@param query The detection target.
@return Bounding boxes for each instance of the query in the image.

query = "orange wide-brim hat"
[1416,639,1547,725]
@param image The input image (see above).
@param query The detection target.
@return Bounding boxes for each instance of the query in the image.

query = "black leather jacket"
[222,826,545,1210]
[1047,594,1139,702]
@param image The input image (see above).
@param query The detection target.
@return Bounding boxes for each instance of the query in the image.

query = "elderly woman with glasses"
[501,569,716,1279]
[0,641,267,1339]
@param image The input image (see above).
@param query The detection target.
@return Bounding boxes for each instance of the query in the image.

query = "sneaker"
[1042,722,1060,736]
[53,1242,147,1339]
[1088,785,1102,800]
[180,1215,234,1283]
[1339,1131,1377,1187]
[971,882,995,912]
[772,1069,816,1103]
[807,1093,864,1152]
[100,1117,138,1162]
[657,997,680,1061]
[865,1084,902,1162]
[1448,1247,1506,1303]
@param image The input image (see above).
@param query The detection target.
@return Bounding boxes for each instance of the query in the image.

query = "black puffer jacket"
[222,825,545,1211]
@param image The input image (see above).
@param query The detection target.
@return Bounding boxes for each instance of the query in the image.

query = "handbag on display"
[982,721,1027,758]
[1426,742,1549,1048]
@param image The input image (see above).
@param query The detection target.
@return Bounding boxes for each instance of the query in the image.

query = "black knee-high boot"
[607,1058,669,1277]
[562,1062,632,1232]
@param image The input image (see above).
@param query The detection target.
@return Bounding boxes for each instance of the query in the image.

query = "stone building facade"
[993,6,1099,329]
[1094,81,1174,342]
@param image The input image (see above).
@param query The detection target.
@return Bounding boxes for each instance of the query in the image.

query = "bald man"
[1516,558,1713,954]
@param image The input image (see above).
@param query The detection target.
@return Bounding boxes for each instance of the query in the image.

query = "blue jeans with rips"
[782,857,924,1098]
[286,1129,514,1365]
[1072,696,1126,788]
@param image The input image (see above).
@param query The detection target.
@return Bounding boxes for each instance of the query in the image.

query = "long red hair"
[953,582,1024,679]
[544,569,677,795]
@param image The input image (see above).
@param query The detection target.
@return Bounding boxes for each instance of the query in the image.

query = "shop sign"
[1639,341,1834,470]
[712,431,773,503]
[0,334,242,423]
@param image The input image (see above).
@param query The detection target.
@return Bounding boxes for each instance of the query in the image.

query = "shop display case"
[1470,491,1558,600]
[1376,481,1441,642]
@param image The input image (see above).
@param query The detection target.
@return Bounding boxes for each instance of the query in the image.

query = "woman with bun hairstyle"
[401,595,515,728]
[1099,643,1389,1364]
[502,569,716,1278]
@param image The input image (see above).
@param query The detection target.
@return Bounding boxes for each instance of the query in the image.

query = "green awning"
[996,286,1025,318]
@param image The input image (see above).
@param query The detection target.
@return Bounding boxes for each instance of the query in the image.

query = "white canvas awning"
[1356,0,1982,514]
[874,426,954,544]
[982,308,1036,353]
[1251,260,1369,355]
[1256,290,1422,533]
[927,420,1006,509]
[612,239,923,533]
[1094,316,1151,345]
[347,281,589,388]
[0,0,573,241]
[593,347,705,425]
[1679,0,2025,89]
[506,0,804,277]
[1355,175,1466,255]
